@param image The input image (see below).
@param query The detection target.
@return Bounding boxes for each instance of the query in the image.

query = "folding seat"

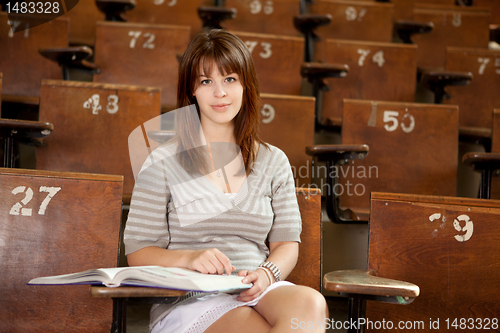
[324,191,500,333]
[443,47,500,146]
[36,79,161,203]
[0,167,123,332]
[307,99,459,223]
[92,21,191,111]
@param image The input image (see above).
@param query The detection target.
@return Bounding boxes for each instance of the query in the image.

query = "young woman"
[124,29,328,333]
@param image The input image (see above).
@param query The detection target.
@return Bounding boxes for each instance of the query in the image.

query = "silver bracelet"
[256,267,273,285]
[259,261,281,282]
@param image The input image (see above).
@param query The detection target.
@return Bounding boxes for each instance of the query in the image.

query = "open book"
[28,266,252,293]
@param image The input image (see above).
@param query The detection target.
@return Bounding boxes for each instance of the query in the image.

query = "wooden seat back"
[223,0,301,37]
[127,0,210,37]
[36,80,161,200]
[411,4,491,69]
[318,39,417,127]
[0,13,67,98]
[471,0,500,24]
[489,109,500,199]
[339,99,458,219]
[287,188,322,291]
[385,0,454,21]
[60,1,104,46]
[259,93,315,187]
[0,167,123,332]
[92,21,190,110]
[366,192,500,331]
[233,31,304,96]
[443,47,500,133]
[310,0,394,43]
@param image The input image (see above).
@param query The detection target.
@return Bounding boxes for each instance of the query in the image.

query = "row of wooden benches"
[2,11,499,141]
[2,166,499,332]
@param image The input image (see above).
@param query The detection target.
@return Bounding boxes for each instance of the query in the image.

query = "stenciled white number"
[129,31,156,49]
[84,94,119,114]
[154,0,176,5]
[357,49,385,67]
[9,186,34,216]
[38,186,62,215]
[249,0,273,14]
[383,110,415,133]
[83,94,102,114]
[453,214,474,242]
[245,41,272,59]
[452,13,462,27]
[261,104,275,123]
[106,95,120,114]
[478,57,491,75]
[9,186,61,217]
[429,213,474,242]
[345,6,367,21]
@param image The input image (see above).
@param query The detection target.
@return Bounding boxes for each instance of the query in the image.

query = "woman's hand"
[185,248,235,275]
[236,269,271,302]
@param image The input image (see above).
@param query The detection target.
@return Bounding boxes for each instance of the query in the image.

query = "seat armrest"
[394,20,433,44]
[324,270,419,304]
[306,144,369,223]
[490,24,500,44]
[39,47,100,77]
[198,6,236,29]
[95,0,136,21]
[293,14,332,35]
[306,144,368,163]
[420,70,473,104]
[301,64,349,129]
[294,14,332,62]
[462,152,500,199]
[301,62,349,81]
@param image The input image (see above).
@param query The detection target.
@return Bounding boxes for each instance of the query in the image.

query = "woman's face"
[193,62,244,130]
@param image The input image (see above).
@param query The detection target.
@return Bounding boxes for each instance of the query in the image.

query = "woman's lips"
[211,103,230,111]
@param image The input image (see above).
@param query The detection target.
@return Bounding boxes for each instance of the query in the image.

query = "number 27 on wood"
[9,186,61,216]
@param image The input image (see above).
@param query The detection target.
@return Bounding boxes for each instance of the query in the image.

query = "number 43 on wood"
[9,186,61,216]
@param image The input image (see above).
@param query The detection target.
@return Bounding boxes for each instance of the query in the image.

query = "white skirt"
[151,281,294,333]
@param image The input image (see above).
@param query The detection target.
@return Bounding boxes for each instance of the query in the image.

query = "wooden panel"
[321,40,417,126]
[490,109,500,199]
[340,99,458,213]
[127,0,210,37]
[0,167,123,332]
[444,47,500,131]
[224,0,302,37]
[0,13,67,97]
[472,0,500,25]
[366,192,500,332]
[386,0,454,21]
[233,31,304,95]
[311,0,394,43]
[37,80,161,197]
[259,93,315,187]
[93,21,190,109]
[287,188,322,291]
[411,4,490,69]
[60,0,104,46]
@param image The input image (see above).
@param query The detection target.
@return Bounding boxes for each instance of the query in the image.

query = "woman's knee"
[293,286,329,319]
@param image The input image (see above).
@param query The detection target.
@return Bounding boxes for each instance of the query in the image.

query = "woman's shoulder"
[258,142,290,164]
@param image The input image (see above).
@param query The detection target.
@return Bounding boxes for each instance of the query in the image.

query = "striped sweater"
[124,142,302,271]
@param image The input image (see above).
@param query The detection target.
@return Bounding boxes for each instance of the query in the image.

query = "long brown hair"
[175,29,266,176]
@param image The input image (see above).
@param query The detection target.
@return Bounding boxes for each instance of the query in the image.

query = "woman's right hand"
[185,248,235,275]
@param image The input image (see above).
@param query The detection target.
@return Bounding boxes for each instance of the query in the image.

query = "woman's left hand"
[236,269,271,302]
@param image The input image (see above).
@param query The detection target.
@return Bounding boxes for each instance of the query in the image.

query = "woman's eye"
[225,77,236,83]
[200,79,211,85]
